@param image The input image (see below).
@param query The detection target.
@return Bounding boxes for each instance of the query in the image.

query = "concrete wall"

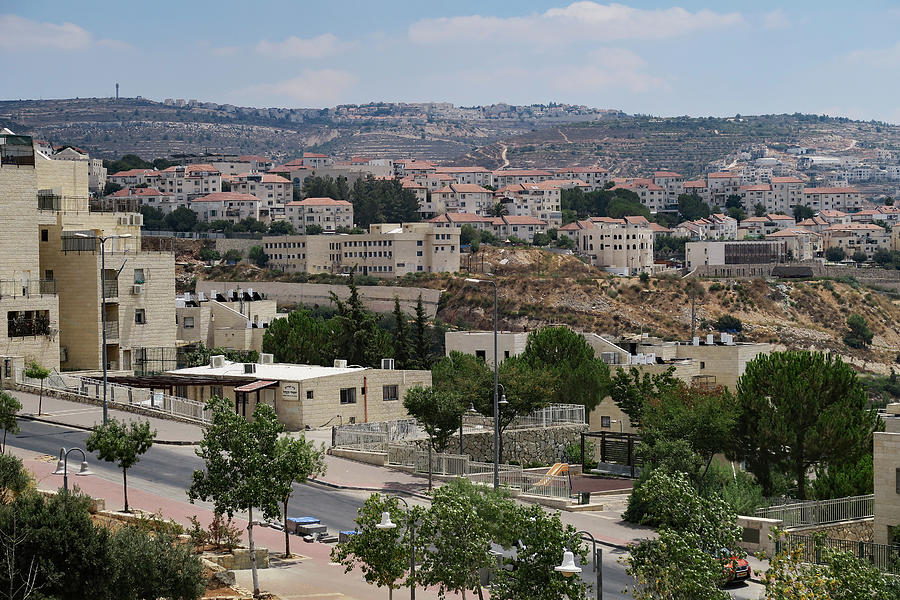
[195,280,441,317]
[674,343,772,390]
[874,432,900,545]
[736,516,782,556]
[213,238,260,257]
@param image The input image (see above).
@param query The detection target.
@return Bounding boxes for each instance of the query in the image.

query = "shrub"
[714,315,742,332]
[639,271,650,284]
[708,282,724,292]
[844,314,874,348]
[198,247,220,261]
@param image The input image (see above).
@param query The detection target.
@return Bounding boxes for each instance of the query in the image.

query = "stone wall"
[787,518,874,542]
[214,238,260,258]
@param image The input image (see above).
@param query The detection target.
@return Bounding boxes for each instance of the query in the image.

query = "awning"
[233,380,278,393]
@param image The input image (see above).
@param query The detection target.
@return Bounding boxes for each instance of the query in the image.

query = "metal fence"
[0,279,57,298]
[332,419,423,450]
[16,369,211,424]
[462,403,586,432]
[755,494,874,527]
[468,469,572,500]
[777,533,900,575]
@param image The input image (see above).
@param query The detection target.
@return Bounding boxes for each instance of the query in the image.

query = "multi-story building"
[682,179,711,204]
[209,155,273,176]
[432,184,494,216]
[738,184,775,213]
[228,172,292,217]
[707,172,741,206]
[611,178,668,213]
[652,171,685,205]
[558,219,653,275]
[144,164,222,203]
[491,169,553,187]
[823,223,890,257]
[553,166,609,189]
[873,431,900,545]
[50,146,107,194]
[738,214,795,237]
[108,168,155,188]
[434,166,493,187]
[394,159,436,178]
[496,181,562,225]
[674,214,738,240]
[765,228,823,261]
[284,197,354,234]
[685,240,786,269]
[411,172,458,192]
[769,176,805,213]
[190,192,261,223]
[175,288,277,353]
[801,187,864,212]
[301,152,334,169]
[264,223,460,277]
[490,216,549,244]
[108,187,180,214]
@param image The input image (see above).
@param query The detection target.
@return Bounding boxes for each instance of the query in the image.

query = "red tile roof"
[653,171,683,178]
[708,172,739,179]
[804,187,859,194]
[191,192,259,203]
[770,176,804,184]
[287,197,352,206]
[110,187,168,197]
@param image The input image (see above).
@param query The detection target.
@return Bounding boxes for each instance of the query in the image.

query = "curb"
[306,478,432,501]
[16,415,199,446]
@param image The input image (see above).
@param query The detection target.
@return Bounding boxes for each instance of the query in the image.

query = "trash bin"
[579,491,591,505]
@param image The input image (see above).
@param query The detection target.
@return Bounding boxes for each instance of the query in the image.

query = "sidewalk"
[8,388,204,443]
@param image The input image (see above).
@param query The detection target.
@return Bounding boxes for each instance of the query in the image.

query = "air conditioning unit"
[210,355,225,369]
[244,363,256,374]
[259,353,273,365]
[132,284,144,295]
[334,359,348,368]
[381,358,395,370]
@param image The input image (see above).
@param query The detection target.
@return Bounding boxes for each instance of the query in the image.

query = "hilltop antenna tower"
[115,83,119,100]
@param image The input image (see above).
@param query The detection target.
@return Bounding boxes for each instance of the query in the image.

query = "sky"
[4,1,900,123]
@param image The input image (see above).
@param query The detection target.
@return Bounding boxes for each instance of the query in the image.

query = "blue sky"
[4,1,900,122]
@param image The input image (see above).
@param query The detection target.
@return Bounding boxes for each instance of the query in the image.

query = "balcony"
[37,193,62,211]
[104,319,119,340]
[103,280,119,299]
[0,279,57,299]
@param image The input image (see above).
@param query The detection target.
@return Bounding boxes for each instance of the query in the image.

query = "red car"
[717,548,752,584]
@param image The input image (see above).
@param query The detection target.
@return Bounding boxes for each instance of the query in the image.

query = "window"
[133,268,145,284]
[475,350,486,361]
[504,350,510,359]
[601,416,611,428]
[41,229,49,242]
[134,309,146,324]
[183,316,194,328]
[44,270,53,280]
[306,390,314,400]
[210,385,223,399]
[340,387,356,404]
[383,385,398,401]
[700,361,705,369]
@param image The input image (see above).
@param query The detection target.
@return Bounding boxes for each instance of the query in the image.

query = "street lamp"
[52,447,93,492]
[463,277,500,489]
[375,496,417,600]
[75,232,132,425]
[554,530,602,599]
[460,402,477,455]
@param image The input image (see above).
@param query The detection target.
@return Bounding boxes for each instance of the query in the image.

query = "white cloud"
[845,41,900,67]
[409,2,742,44]
[763,9,788,30]
[256,33,353,59]
[0,14,124,51]
[237,70,357,106]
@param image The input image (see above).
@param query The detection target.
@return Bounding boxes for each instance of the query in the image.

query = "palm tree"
[490,202,509,217]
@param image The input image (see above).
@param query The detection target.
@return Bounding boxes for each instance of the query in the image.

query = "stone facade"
[787,518,874,543]
[874,432,900,545]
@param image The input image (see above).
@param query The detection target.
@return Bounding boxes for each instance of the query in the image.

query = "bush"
[825,246,846,262]
[714,315,743,332]
[708,282,724,292]
[0,453,29,504]
[639,271,650,284]
[851,250,869,264]
[844,314,874,348]
[198,247,220,262]
[222,248,242,263]
[248,245,268,267]
[306,223,324,235]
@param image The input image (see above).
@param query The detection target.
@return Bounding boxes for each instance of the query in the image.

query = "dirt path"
[499,142,510,168]
[558,128,571,143]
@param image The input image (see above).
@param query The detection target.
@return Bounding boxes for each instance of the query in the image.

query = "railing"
[755,494,874,527]
[777,533,899,575]
[468,469,572,500]
[103,280,119,298]
[0,279,57,298]
[334,430,388,452]
[105,320,119,339]
[15,369,211,424]
[38,194,62,211]
[332,418,423,450]
[463,403,586,431]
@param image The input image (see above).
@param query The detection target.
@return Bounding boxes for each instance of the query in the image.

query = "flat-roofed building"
[685,240,786,269]
[801,187,864,212]
[285,197,354,234]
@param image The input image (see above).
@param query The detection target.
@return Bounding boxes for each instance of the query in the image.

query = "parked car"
[716,548,751,584]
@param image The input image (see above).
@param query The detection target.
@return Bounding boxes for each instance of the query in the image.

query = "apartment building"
[554,166,609,189]
[612,178,668,213]
[228,172,292,215]
[674,214,738,240]
[682,180,711,204]
[144,164,222,203]
[491,169,553,187]
[738,184,775,213]
[652,171,685,205]
[769,176,805,213]
[284,197,354,234]
[301,152,333,169]
[490,215,550,244]
[175,289,277,353]
[432,184,494,216]
[559,219,653,275]
[496,182,562,225]
[50,146,107,194]
[412,173,461,192]
[765,228,823,261]
[873,431,900,545]
[685,240,786,269]
[823,223,890,256]
[108,187,180,214]
[801,187,864,212]
[264,223,460,277]
[434,166,493,187]
[0,133,61,373]
[738,214,795,237]
[168,357,431,430]
[427,212,495,232]
[394,159,436,178]
[108,168,155,188]
[707,172,741,206]
[209,155,274,176]
[190,192,261,223]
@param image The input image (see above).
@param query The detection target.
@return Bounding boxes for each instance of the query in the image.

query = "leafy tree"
[410,295,432,369]
[262,310,334,366]
[23,362,49,416]
[555,235,574,249]
[184,343,257,367]
[792,205,815,220]
[491,504,589,600]
[653,235,688,260]
[844,314,874,349]
[198,247,221,261]
[811,452,873,499]
[223,248,242,262]
[714,314,742,332]
[302,175,350,200]
[754,202,767,217]
[248,245,268,267]
[872,248,893,267]
[531,232,551,246]
[851,250,869,264]
[489,202,509,217]
[349,175,420,227]
[85,418,156,513]
[0,392,21,454]
[520,326,610,413]
[0,453,29,504]
[331,493,414,600]
[626,528,729,600]
[267,220,295,235]
[678,193,711,221]
[139,205,167,229]
[391,298,411,369]
[825,246,846,262]
[490,356,559,462]
[607,196,651,219]
[305,223,324,235]
[609,366,680,429]
[164,206,198,232]
[403,387,463,454]
[103,181,123,196]
[734,351,881,499]
[272,436,325,557]
[432,351,493,409]
[188,396,284,597]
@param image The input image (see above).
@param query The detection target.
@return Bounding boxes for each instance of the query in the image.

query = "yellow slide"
[536,463,568,486]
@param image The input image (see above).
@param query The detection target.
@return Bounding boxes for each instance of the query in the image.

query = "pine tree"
[412,294,431,369]
[392,298,411,369]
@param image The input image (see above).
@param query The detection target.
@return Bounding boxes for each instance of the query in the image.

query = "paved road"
[8,419,764,599]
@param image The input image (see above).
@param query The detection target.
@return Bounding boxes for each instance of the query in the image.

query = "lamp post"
[554,530,602,599]
[464,277,499,489]
[52,447,93,492]
[460,402,477,456]
[375,496,416,600]
[75,232,132,425]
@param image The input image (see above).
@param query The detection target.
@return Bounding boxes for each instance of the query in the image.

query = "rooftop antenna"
[115,83,119,100]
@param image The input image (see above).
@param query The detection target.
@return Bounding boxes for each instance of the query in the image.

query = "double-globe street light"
[555,530,603,599]
[375,496,417,600]
[74,232,132,425]
[463,277,500,489]
[52,447,93,492]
